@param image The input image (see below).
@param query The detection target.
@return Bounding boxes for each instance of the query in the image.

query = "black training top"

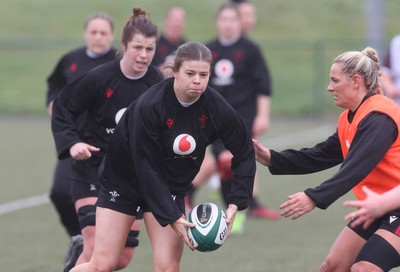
[46,46,117,105]
[99,78,256,226]
[151,34,186,67]
[51,60,164,182]
[206,36,272,127]
[269,110,398,209]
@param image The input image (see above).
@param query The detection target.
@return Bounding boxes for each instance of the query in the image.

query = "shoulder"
[203,87,237,116]
[240,37,262,53]
[64,47,87,59]
[145,66,165,81]
[205,39,218,49]
[137,79,169,106]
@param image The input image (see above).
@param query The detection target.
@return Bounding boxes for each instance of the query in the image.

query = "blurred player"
[51,7,163,271]
[151,6,186,71]
[46,11,116,271]
[381,35,400,104]
[205,2,278,233]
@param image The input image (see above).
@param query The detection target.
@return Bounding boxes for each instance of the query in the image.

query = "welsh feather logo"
[109,191,120,202]
[173,134,196,155]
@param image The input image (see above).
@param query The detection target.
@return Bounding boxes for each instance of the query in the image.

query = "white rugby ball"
[187,202,228,252]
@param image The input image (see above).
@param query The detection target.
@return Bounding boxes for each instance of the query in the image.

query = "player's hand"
[252,139,271,166]
[280,192,316,219]
[252,115,269,137]
[47,100,53,117]
[70,142,100,160]
[170,216,196,251]
[224,204,238,236]
[344,186,383,229]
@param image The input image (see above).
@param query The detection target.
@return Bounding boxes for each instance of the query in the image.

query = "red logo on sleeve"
[105,88,114,98]
[70,63,77,72]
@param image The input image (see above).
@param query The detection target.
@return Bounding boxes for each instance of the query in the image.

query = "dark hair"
[121,7,158,48]
[169,42,213,71]
[216,2,240,18]
[84,12,114,32]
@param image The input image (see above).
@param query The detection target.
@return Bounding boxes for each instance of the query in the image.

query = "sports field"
[0,115,382,272]
[2,0,400,271]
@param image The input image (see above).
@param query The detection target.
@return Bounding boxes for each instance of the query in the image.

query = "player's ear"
[351,74,362,89]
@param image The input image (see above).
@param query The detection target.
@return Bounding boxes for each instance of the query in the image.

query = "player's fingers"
[343,200,361,208]
[279,198,296,209]
[362,219,373,230]
[87,144,100,152]
[291,211,304,220]
[183,235,195,251]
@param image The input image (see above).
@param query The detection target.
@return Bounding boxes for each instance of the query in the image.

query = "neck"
[120,59,146,79]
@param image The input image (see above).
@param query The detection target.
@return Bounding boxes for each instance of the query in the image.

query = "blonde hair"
[333,47,381,94]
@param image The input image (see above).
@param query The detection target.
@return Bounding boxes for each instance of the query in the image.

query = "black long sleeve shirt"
[100,78,255,226]
[269,112,397,209]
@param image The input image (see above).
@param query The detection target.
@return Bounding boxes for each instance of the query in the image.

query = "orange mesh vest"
[337,94,400,200]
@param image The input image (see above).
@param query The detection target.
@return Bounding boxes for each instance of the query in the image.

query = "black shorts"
[71,179,100,202]
[96,183,185,220]
[380,209,400,236]
[348,216,383,240]
[348,209,400,239]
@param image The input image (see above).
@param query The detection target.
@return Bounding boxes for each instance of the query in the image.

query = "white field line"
[0,124,335,216]
[0,194,49,215]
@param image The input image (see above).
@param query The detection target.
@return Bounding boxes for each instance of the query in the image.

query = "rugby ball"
[187,202,228,252]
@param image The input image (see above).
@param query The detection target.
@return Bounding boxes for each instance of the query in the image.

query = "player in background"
[234,0,279,220]
[70,41,256,272]
[51,7,163,271]
[381,35,400,104]
[151,6,187,71]
[201,2,277,234]
[254,47,400,271]
[235,0,256,34]
[45,12,116,271]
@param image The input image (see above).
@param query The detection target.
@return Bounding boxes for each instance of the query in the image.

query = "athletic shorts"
[96,184,184,220]
[380,209,400,236]
[71,179,100,202]
[348,209,400,239]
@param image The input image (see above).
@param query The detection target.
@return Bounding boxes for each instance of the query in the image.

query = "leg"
[75,197,98,266]
[50,158,84,272]
[74,197,137,269]
[144,212,184,272]
[351,226,400,271]
[247,172,280,220]
[71,207,135,272]
[318,226,366,272]
[50,158,81,236]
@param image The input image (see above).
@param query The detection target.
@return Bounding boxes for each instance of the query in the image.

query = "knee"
[318,257,340,272]
[115,248,134,270]
[350,261,380,272]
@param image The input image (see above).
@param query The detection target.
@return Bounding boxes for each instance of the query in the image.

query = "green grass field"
[2,0,400,115]
[2,1,400,271]
[3,115,394,272]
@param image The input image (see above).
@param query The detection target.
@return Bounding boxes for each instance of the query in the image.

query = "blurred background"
[2,1,400,271]
[1,0,399,116]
